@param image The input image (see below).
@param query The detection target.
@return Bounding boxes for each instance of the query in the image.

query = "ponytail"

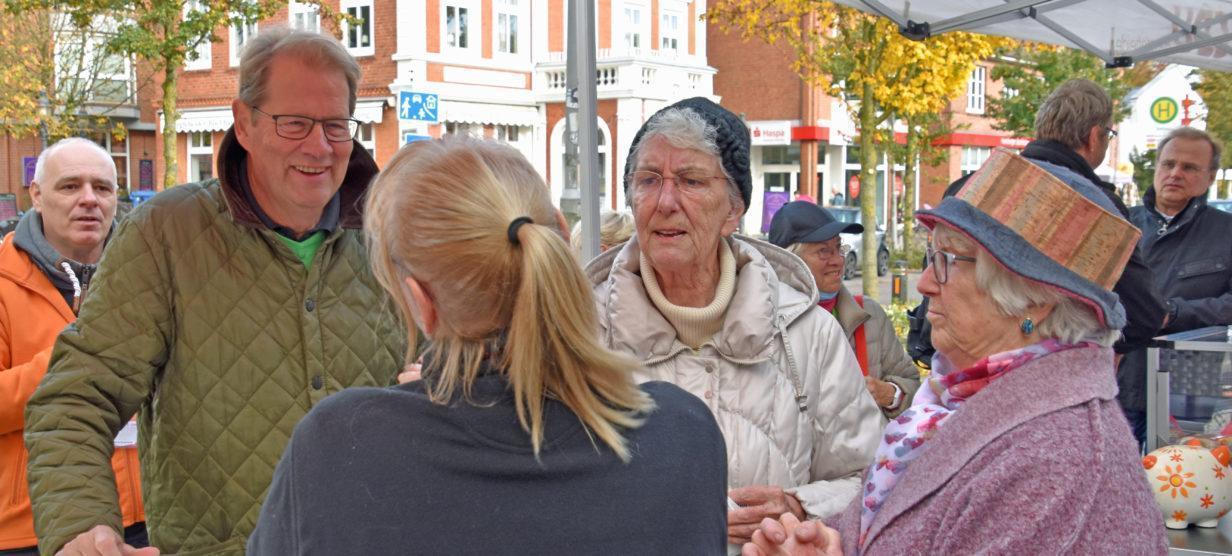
[504,221,652,460]
[365,135,654,461]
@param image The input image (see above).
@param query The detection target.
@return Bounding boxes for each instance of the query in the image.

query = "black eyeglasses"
[250,105,360,142]
[926,246,975,284]
[1105,126,1118,139]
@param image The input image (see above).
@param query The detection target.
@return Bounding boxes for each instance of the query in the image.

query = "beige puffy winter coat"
[586,235,881,519]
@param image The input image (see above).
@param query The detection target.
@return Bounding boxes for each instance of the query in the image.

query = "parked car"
[829,207,890,279]
[1209,199,1232,214]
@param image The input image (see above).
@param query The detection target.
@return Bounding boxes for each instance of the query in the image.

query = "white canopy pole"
[565,0,601,262]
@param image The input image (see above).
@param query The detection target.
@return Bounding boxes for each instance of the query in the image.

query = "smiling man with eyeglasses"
[24,27,406,555]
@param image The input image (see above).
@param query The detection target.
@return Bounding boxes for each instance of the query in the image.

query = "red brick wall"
[708,26,802,121]
[548,0,563,52]
[598,0,611,50]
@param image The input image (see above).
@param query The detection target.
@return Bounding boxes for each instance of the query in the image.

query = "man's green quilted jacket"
[23,129,406,555]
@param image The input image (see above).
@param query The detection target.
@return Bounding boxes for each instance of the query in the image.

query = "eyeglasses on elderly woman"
[626,170,728,198]
[925,245,976,285]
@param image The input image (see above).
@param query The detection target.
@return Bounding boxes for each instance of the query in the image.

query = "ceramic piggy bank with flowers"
[1144,442,1232,528]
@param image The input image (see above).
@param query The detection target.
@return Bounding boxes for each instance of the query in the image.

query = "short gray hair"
[933,225,1120,347]
[626,108,745,213]
[237,26,361,115]
[1034,79,1113,151]
[34,137,116,185]
[1159,126,1223,172]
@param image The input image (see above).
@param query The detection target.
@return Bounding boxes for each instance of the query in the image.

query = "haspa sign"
[749,121,791,146]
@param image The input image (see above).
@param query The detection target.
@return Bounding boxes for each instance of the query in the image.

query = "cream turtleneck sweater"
[639,240,737,350]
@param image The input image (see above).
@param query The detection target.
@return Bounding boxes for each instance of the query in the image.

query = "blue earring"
[1021,317,1034,335]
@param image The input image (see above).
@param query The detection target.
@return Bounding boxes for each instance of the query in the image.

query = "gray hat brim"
[917,199,1127,330]
[799,221,863,244]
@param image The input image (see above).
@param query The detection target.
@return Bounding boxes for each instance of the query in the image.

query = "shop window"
[357,123,375,158]
[764,172,791,192]
[188,132,214,183]
[961,146,990,176]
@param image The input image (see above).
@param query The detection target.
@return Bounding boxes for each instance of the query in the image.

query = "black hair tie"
[506,216,534,246]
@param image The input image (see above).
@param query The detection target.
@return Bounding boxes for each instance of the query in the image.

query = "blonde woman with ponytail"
[248,136,728,554]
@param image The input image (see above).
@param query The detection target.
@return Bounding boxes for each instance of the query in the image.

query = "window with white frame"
[444,3,470,49]
[88,131,130,191]
[496,0,519,54]
[188,132,214,183]
[289,1,320,33]
[960,146,990,176]
[230,20,257,66]
[356,123,375,158]
[623,5,643,51]
[967,66,986,114]
[496,125,519,143]
[183,1,211,70]
[342,0,373,56]
[660,10,681,53]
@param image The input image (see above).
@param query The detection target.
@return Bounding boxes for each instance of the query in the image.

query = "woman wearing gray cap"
[742,150,1167,555]
[586,97,882,547]
[768,201,920,418]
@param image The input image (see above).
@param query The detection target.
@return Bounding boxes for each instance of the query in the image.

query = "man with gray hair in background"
[24,27,404,555]
[907,79,1166,440]
[0,138,147,555]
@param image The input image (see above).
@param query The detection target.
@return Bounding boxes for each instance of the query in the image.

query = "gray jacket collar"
[586,234,818,364]
[11,210,111,311]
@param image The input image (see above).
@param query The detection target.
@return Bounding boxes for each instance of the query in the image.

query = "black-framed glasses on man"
[926,246,976,285]
[250,105,360,142]
[1105,126,1118,139]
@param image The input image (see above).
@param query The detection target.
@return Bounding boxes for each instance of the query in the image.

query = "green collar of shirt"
[276,230,327,269]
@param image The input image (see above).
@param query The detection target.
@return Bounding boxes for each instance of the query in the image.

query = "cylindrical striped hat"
[915,148,1140,329]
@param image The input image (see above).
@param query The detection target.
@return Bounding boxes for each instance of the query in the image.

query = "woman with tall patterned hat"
[743,149,1168,554]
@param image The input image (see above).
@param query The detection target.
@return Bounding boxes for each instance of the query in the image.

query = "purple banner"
[22,157,37,187]
[761,190,791,234]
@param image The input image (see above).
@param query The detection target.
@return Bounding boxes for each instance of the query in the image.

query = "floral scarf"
[856,339,1090,548]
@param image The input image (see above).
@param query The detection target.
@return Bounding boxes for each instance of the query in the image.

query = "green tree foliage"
[1195,69,1232,163]
[987,45,1135,137]
[1130,147,1156,198]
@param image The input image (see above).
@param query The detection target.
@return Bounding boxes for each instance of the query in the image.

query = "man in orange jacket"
[0,138,145,554]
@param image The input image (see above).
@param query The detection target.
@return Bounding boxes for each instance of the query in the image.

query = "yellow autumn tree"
[708,1,1004,294]
[0,6,130,145]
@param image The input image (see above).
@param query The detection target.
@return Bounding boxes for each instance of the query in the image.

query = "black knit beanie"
[624,97,752,214]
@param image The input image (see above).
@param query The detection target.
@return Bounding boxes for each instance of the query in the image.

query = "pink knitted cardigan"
[828,345,1168,555]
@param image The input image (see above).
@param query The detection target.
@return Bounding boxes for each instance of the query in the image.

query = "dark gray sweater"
[247,373,728,555]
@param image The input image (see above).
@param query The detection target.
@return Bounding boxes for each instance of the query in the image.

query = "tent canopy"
[831,0,1232,71]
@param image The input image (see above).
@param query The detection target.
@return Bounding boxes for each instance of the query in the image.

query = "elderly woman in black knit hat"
[742,150,1167,555]
[586,97,882,548]
[768,202,920,419]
